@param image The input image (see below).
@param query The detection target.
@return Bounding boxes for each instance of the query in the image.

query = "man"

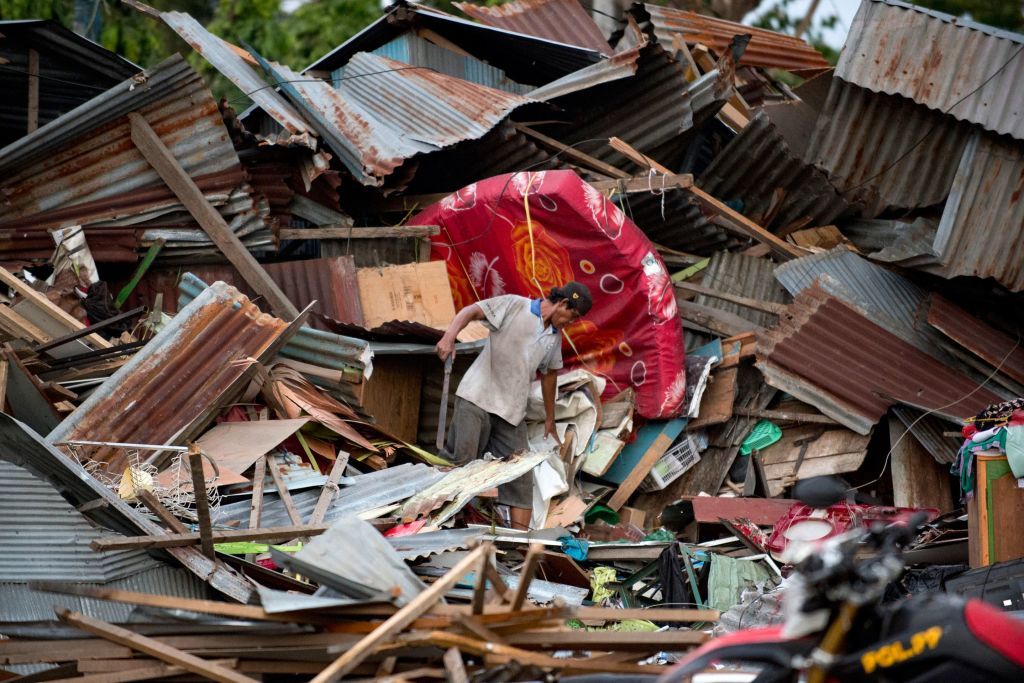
[435,282,593,530]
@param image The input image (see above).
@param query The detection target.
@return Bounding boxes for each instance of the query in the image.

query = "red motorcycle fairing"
[964,600,1024,668]
[658,626,815,683]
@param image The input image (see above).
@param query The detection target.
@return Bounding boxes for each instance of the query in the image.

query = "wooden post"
[310,544,490,683]
[307,453,348,526]
[57,610,257,683]
[127,112,299,320]
[443,647,469,683]
[27,49,39,133]
[187,444,215,559]
[136,490,187,534]
[889,416,952,512]
[267,454,304,527]
[509,544,543,611]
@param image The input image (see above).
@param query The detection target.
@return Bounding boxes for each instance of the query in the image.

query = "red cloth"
[415,170,686,419]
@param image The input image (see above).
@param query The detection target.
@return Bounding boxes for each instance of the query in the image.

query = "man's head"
[547,281,593,328]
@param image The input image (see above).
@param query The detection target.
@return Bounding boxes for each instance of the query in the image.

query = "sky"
[744,0,865,49]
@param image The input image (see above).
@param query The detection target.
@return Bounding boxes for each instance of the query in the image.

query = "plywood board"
[758,425,869,497]
[581,431,626,477]
[198,418,311,473]
[688,367,738,430]
[356,261,457,330]
[889,416,952,512]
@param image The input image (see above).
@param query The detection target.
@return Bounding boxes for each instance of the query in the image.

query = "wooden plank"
[685,496,796,526]
[90,524,340,551]
[0,304,52,343]
[732,407,838,425]
[674,281,788,315]
[453,614,508,646]
[512,123,628,179]
[471,549,490,615]
[34,307,145,354]
[509,543,543,611]
[0,269,111,349]
[889,415,952,512]
[443,648,469,683]
[248,455,267,530]
[307,453,347,525]
[135,490,187,533]
[503,630,707,650]
[27,48,39,133]
[267,454,304,527]
[188,444,215,559]
[607,432,675,511]
[759,425,869,496]
[279,226,440,240]
[128,112,299,320]
[57,610,257,683]
[0,354,7,411]
[310,544,490,683]
[676,299,763,338]
[688,367,738,430]
[49,660,235,683]
[687,187,804,260]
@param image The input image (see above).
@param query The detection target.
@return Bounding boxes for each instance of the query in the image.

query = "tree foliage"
[914,0,1024,32]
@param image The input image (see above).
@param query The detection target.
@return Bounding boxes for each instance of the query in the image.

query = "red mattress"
[415,170,686,419]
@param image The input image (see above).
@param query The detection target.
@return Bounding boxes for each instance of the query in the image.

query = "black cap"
[551,281,593,316]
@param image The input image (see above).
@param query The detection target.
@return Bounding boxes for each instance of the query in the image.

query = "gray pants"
[441,397,533,508]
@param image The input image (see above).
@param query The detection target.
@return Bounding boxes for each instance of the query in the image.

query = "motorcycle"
[658,477,1024,683]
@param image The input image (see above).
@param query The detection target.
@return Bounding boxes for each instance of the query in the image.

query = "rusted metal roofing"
[370,32,531,94]
[304,0,602,86]
[159,11,314,145]
[0,20,138,147]
[623,189,736,255]
[48,282,293,476]
[455,0,612,55]
[837,0,1024,140]
[634,3,829,72]
[805,77,973,217]
[1,413,253,603]
[0,55,259,254]
[927,294,1024,387]
[927,130,1024,291]
[892,406,959,465]
[528,43,643,100]
[756,285,1001,434]
[699,111,848,230]
[259,52,534,187]
[262,256,365,329]
[694,251,790,329]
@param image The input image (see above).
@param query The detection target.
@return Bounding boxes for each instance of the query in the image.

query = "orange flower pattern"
[509,219,574,297]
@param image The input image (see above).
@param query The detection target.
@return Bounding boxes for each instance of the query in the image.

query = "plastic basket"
[640,434,702,492]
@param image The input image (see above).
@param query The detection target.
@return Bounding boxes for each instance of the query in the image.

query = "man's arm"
[436,303,485,360]
[541,369,561,446]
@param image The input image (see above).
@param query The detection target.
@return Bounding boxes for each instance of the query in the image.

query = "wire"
[0,64,113,91]
[839,42,1024,195]
[854,332,1020,490]
[227,65,432,105]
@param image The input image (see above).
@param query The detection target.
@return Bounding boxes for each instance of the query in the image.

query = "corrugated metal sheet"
[694,251,790,329]
[528,42,642,100]
[0,413,254,603]
[756,285,1001,434]
[837,0,1024,140]
[928,130,1024,291]
[773,247,947,360]
[304,0,603,86]
[370,33,530,94]
[892,406,959,465]
[455,0,612,55]
[804,77,973,217]
[159,11,313,143]
[2,566,206,622]
[0,19,138,147]
[927,294,1024,387]
[263,256,365,329]
[542,43,713,169]
[0,460,159,583]
[635,3,830,72]
[212,463,445,528]
[48,282,291,476]
[620,188,736,255]
[698,111,848,230]
[260,52,533,187]
[0,56,247,235]
[177,271,373,379]
[388,527,485,560]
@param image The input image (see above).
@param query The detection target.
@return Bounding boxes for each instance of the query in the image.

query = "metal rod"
[58,440,190,452]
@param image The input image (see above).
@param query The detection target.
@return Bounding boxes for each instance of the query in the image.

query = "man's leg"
[487,416,533,530]
[440,397,491,466]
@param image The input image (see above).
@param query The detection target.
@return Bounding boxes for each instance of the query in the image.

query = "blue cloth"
[559,536,590,561]
[530,298,542,317]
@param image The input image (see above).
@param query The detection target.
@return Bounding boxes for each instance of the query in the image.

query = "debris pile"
[1,0,1023,680]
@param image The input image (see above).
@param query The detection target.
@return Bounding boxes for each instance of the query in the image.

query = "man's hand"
[436,336,455,361]
[544,417,562,446]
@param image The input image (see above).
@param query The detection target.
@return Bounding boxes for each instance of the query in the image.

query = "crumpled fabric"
[559,535,590,561]
[590,565,618,603]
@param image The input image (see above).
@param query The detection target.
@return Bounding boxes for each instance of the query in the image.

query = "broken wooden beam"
[512,123,629,179]
[674,281,788,316]
[127,112,299,320]
[90,524,338,551]
[732,407,840,425]
[0,267,111,349]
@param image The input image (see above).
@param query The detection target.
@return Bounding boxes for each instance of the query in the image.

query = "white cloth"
[457,295,562,425]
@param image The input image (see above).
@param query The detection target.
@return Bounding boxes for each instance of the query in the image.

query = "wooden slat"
[247,454,267,531]
[57,610,257,683]
[128,112,299,320]
[503,629,707,650]
[188,444,215,559]
[279,226,440,240]
[268,455,303,527]
[0,268,111,349]
[310,544,490,683]
[307,454,347,526]
[674,280,788,315]
[607,432,676,511]
[509,544,543,611]
[90,524,337,551]
[512,123,628,179]
[443,648,469,683]
[0,305,52,343]
[135,490,187,533]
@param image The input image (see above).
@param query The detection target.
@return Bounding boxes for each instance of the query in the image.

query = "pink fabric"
[414,170,686,418]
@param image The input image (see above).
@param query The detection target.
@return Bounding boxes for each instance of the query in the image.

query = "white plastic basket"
[640,434,702,492]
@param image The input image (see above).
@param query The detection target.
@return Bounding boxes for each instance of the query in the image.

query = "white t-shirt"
[456,295,563,425]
